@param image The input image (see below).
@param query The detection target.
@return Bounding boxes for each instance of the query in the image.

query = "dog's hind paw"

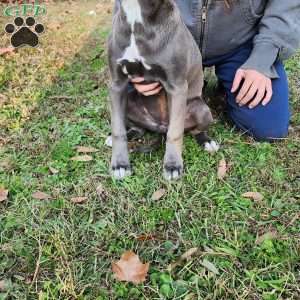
[195,132,219,153]
[204,140,220,153]
[111,166,132,180]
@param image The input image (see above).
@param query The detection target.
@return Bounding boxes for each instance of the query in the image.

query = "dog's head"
[120,0,163,9]
[119,0,173,20]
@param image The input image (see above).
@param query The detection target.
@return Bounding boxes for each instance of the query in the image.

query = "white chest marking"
[117,0,151,71]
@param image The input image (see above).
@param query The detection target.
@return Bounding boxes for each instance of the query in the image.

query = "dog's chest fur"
[117,0,151,77]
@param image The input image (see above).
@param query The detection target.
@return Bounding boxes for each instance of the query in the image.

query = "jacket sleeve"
[241,0,300,78]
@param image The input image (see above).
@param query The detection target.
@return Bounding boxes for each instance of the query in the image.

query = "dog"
[107,0,219,181]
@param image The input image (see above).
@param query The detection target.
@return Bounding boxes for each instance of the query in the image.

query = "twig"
[49,95,75,100]
[30,238,42,290]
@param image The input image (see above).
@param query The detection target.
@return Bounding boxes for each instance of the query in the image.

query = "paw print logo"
[5,17,45,48]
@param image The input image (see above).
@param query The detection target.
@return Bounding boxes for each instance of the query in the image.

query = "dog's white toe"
[172,170,180,179]
[112,167,131,180]
[163,168,182,181]
[105,135,113,148]
[204,140,220,153]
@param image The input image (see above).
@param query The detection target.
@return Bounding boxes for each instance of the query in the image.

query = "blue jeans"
[203,41,290,141]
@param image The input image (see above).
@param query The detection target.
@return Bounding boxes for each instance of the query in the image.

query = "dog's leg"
[189,99,220,153]
[163,83,188,181]
[110,81,132,180]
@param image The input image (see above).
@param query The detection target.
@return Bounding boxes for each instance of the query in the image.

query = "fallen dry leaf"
[0,188,8,202]
[0,47,14,56]
[285,213,300,227]
[0,93,8,105]
[71,155,93,162]
[112,251,149,284]
[32,191,51,200]
[0,280,7,291]
[184,293,197,300]
[151,188,166,201]
[49,166,59,174]
[136,234,156,241]
[217,159,227,180]
[76,146,98,153]
[201,259,219,275]
[255,231,278,245]
[181,247,199,260]
[203,245,214,253]
[96,183,108,200]
[13,274,25,281]
[168,247,199,271]
[70,196,88,204]
[242,192,264,202]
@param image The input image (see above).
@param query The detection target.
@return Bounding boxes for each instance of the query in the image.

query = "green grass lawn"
[0,1,299,299]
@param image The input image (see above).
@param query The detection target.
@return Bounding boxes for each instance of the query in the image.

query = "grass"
[0,1,299,299]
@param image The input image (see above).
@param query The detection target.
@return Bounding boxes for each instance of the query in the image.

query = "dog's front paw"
[111,164,132,180]
[163,163,183,181]
[111,140,131,180]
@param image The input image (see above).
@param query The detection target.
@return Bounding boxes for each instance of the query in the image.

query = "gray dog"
[107,0,219,181]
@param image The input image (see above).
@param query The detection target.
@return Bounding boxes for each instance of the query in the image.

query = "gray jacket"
[114,0,300,78]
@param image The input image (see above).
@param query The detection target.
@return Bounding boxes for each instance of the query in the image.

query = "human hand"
[231,69,273,109]
[131,77,162,96]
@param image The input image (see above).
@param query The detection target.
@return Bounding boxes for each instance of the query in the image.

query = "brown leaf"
[49,166,59,174]
[168,247,199,271]
[242,192,264,202]
[112,251,150,284]
[151,188,166,201]
[76,146,98,153]
[0,47,14,56]
[184,293,197,300]
[217,159,227,180]
[96,184,108,200]
[71,155,93,162]
[70,196,88,204]
[0,280,8,291]
[25,276,32,285]
[181,247,199,260]
[201,259,219,275]
[32,191,51,200]
[136,234,156,241]
[255,231,278,245]
[0,188,8,202]
[0,93,8,105]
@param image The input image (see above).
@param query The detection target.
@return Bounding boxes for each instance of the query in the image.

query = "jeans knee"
[229,111,290,142]
[251,126,289,142]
